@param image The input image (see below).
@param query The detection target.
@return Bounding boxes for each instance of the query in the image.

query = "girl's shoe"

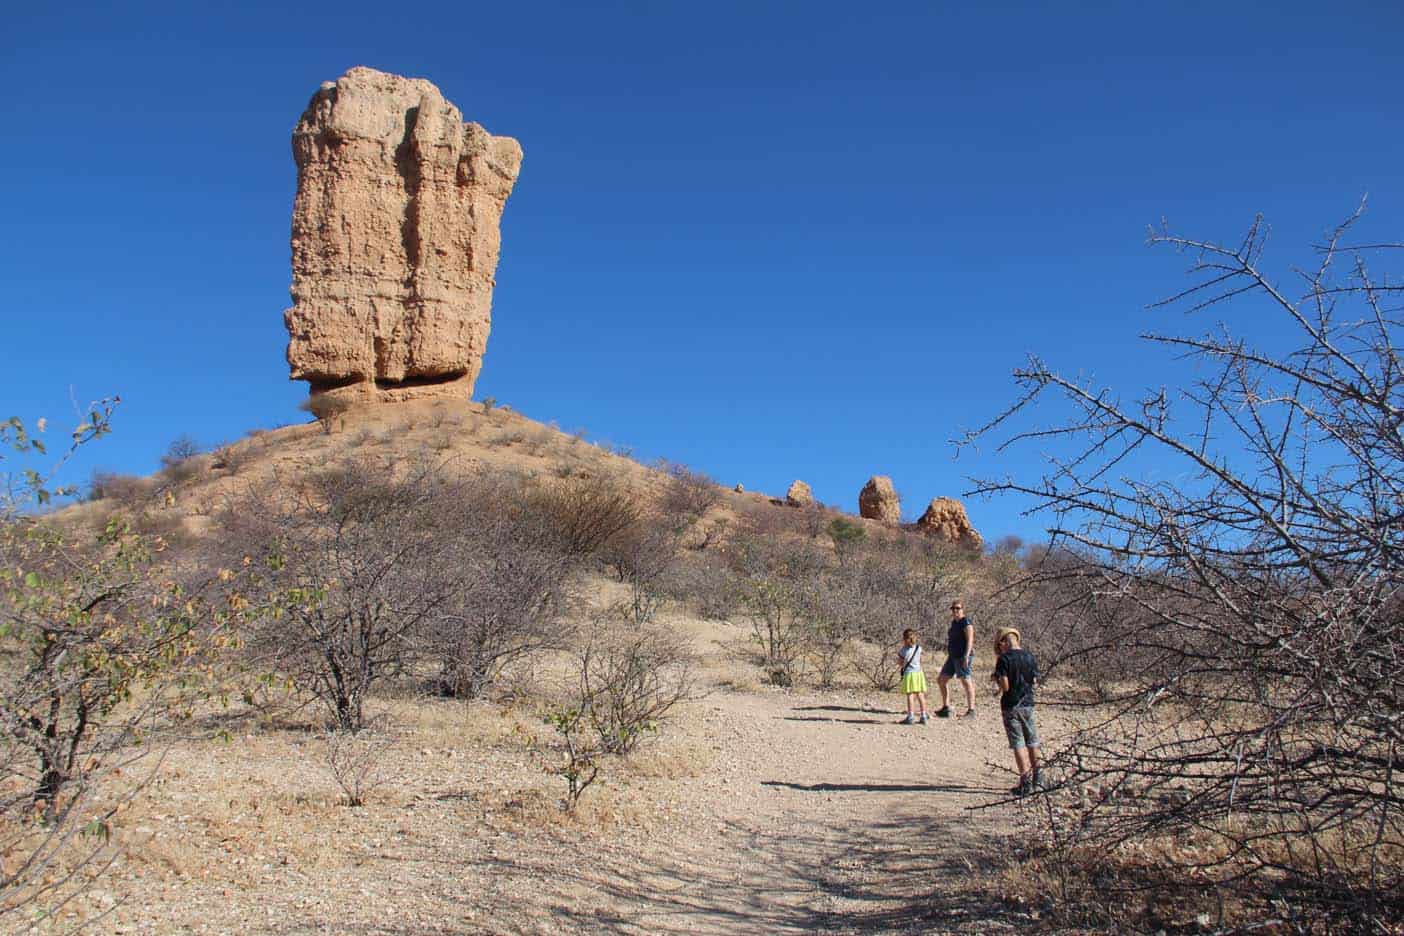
[918,713,929,725]
[960,708,977,718]
[935,707,952,718]
[899,714,915,725]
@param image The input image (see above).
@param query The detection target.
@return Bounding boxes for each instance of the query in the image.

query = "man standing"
[935,600,975,718]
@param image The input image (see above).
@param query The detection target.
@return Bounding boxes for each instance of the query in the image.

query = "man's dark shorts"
[939,654,973,679]
[1002,706,1040,750]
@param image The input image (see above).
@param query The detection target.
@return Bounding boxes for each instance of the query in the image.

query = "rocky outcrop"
[916,497,983,550]
[284,67,523,404]
[785,480,815,508]
[858,476,900,525]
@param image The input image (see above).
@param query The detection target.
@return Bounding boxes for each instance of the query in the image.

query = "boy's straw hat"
[994,627,1021,652]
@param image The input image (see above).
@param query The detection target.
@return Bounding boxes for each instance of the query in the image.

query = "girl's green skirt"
[900,671,927,694]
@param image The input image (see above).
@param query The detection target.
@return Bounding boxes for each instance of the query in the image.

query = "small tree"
[1,401,247,927]
[431,474,575,699]
[728,536,827,686]
[529,472,641,560]
[234,460,466,730]
[576,612,697,755]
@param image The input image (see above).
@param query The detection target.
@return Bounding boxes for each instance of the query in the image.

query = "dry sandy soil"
[55,610,1049,936]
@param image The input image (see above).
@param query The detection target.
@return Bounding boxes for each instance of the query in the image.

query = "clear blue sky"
[3,1,1400,540]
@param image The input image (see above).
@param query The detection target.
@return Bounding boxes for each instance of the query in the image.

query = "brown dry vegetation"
[7,310,1402,936]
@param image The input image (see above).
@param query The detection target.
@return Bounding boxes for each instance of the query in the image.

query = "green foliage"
[2,400,118,511]
[0,517,252,817]
[541,707,601,811]
[826,517,866,558]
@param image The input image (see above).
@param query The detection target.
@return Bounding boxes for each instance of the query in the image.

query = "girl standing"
[898,629,929,725]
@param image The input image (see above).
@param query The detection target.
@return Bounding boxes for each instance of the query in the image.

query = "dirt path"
[457,688,1032,935]
[105,672,1039,935]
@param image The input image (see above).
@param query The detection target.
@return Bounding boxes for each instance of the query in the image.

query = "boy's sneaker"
[935,707,952,718]
[899,714,915,725]
[918,713,929,725]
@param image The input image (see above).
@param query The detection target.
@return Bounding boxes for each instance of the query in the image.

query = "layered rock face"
[284,67,523,403]
[858,476,901,524]
[785,480,815,508]
[917,497,983,550]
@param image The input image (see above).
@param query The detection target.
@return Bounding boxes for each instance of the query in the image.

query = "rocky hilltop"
[284,67,523,404]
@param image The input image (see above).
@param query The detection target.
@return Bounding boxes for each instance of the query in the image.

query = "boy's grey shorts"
[1002,706,1039,750]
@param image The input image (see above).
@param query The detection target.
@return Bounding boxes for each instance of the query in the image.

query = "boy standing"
[992,627,1041,795]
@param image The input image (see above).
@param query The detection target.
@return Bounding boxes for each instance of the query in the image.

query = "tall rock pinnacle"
[284,67,523,404]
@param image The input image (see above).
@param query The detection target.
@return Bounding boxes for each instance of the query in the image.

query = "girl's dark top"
[994,648,1038,709]
[947,617,972,658]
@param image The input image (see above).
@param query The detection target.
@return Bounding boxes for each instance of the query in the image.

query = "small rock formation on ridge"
[916,497,983,550]
[785,480,815,508]
[858,476,901,525]
[284,66,523,404]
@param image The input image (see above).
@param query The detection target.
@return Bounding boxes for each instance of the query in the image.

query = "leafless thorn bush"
[576,612,699,755]
[323,728,396,807]
[428,473,577,700]
[225,459,471,730]
[297,394,353,434]
[529,471,641,560]
[958,204,1404,930]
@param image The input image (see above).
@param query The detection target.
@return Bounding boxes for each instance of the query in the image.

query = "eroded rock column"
[284,66,523,404]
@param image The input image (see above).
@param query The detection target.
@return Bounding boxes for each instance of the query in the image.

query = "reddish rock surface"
[858,476,900,525]
[916,497,982,550]
[284,67,523,404]
[785,480,815,508]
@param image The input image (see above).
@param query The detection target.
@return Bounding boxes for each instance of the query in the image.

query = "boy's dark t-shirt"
[994,648,1038,709]
[947,617,972,658]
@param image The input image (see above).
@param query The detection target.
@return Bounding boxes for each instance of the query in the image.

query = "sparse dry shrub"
[540,705,600,812]
[529,471,641,560]
[225,459,468,731]
[523,426,555,457]
[323,729,395,807]
[489,428,526,447]
[208,441,249,475]
[86,470,154,505]
[659,462,723,535]
[827,516,866,563]
[576,612,698,755]
[600,523,676,625]
[160,434,201,468]
[428,473,576,700]
[661,550,737,621]
[726,535,830,686]
[1,403,258,931]
[298,394,353,434]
